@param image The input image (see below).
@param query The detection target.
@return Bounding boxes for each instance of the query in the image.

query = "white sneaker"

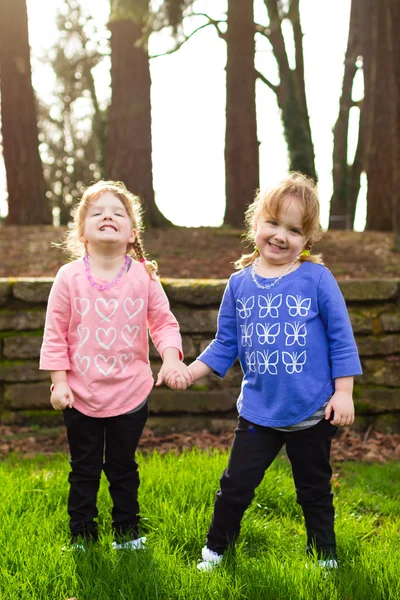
[112,536,147,550]
[319,558,338,570]
[61,543,86,553]
[197,546,223,572]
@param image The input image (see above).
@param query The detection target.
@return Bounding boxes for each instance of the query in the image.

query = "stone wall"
[1,277,400,432]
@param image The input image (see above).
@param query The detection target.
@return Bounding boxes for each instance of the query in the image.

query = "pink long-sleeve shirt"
[40,258,183,417]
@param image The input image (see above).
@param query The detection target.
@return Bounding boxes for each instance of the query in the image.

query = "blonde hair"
[235,172,323,270]
[59,180,157,276]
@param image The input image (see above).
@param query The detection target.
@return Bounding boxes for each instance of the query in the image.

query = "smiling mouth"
[100,225,117,232]
[268,242,286,250]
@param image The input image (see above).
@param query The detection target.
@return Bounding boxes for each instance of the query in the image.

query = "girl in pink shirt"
[40,180,191,551]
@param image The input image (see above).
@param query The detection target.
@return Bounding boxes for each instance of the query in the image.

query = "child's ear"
[129,228,137,244]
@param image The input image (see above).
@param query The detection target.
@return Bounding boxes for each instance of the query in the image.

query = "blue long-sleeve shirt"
[198,262,362,428]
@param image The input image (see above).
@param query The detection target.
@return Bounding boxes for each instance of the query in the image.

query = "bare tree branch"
[255,68,279,94]
[150,17,226,58]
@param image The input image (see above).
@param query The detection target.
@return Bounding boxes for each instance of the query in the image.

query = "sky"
[0,0,365,230]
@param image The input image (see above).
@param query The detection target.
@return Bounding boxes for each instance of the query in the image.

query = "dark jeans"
[63,402,148,542]
[206,417,338,559]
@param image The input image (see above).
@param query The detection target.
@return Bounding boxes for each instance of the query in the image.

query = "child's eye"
[267,220,278,226]
[291,228,301,234]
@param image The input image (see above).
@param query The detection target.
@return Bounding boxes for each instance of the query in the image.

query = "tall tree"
[106,0,171,227]
[38,0,106,224]
[329,0,363,230]
[224,0,259,227]
[362,0,398,231]
[256,0,317,180]
[0,0,51,224]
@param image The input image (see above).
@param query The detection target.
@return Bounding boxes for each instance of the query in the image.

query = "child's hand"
[325,391,354,426]
[155,360,192,391]
[51,382,75,410]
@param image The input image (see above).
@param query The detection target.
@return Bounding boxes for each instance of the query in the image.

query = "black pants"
[63,402,148,542]
[206,417,337,559]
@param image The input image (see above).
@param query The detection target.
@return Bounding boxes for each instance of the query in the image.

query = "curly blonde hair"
[235,172,323,270]
[59,180,157,276]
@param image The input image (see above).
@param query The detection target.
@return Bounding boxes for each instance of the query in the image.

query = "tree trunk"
[362,0,396,231]
[263,0,316,181]
[329,0,362,230]
[389,0,400,249]
[0,0,51,224]
[105,18,171,227]
[223,0,259,228]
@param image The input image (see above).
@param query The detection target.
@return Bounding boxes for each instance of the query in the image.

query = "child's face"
[254,194,307,269]
[81,192,136,252]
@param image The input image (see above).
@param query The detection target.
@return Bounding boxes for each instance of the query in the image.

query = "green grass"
[1,450,399,600]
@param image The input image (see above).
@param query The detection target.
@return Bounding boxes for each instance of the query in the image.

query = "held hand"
[155,359,192,390]
[325,391,355,426]
[50,382,75,410]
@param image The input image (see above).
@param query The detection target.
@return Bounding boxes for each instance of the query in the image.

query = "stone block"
[4,382,51,409]
[359,359,400,387]
[3,335,43,359]
[0,360,47,383]
[356,334,400,357]
[161,278,227,306]
[348,309,374,334]
[0,280,12,307]
[13,279,54,303]
[381,312,400,333]
[148,335,197,360]
[148,388,237,413]
[355,387,400,413]
[173,309,218,333]
[338,280,399,302]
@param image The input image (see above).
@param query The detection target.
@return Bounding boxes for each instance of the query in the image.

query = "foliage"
[1,451,400,599]
[37,0,108,224]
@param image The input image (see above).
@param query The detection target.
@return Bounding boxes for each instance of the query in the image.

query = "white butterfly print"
[257,350,279,375]
[77,325,90,348]
[74,353,90,376]
[236,296,254,319]
[120,353,134,373]
[240,323,254,347]
[74,297,90,317]
[124,298,144,320]
[258,294,282,319]
[94,354,117,376]
[284,322,307,346]
[256,322,280,345]
[95,327,117,350]
[286,295,311,317]
[282,351,307,374]
[245,351,256,372]
[95,298,118,323]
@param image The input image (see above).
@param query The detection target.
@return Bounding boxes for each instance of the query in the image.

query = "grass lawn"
[1,450,399,600]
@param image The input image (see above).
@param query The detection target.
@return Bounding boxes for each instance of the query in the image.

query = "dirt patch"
[0,424,399,463]
[1,225,399,279]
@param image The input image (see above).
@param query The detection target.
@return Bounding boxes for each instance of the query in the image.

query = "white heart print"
[95,327,117,350]
[121,324,140,347]
[120,353,134,373]
[74,297,90,317]
[77,325,90,348]
[95,298,118,322]
[95,354,117,376]
[74,353,90,376]
[124,298,144,320]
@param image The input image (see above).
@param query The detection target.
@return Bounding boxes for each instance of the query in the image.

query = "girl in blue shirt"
[167,172,362,571]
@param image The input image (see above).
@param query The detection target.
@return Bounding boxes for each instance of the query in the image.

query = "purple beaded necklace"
[84,254,130,291]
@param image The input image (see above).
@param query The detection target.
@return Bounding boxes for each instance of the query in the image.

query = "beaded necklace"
[84,254,130,291]
[250,256,299,290]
